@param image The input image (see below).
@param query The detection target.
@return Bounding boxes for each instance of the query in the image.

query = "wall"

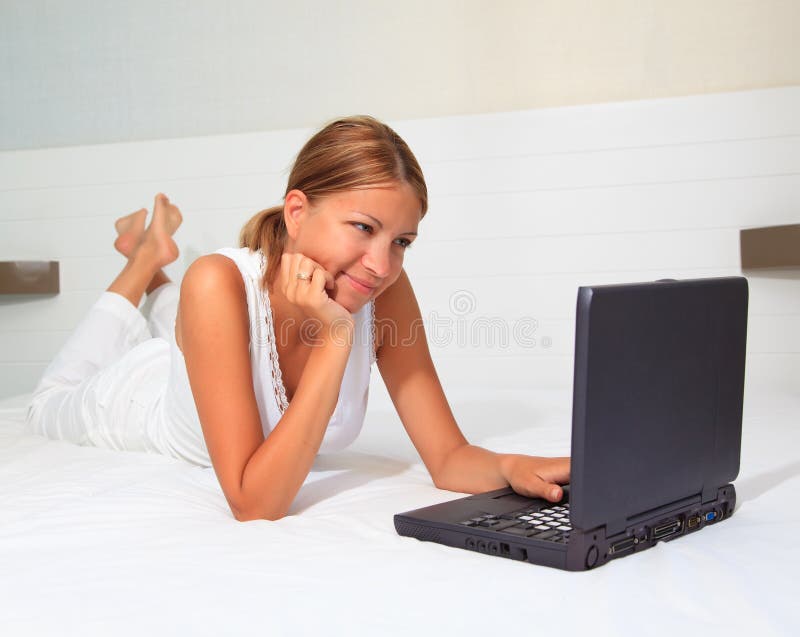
[1,0,798,151]
[1,87,798,403]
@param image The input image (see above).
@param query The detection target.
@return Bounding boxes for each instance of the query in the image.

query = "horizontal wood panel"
[0,363,47,399]
[423,137,800,197]
[397,88,800,163]
[421,174,800,240]
[0,128,309,191]
[405,228,743,278]
[0,177,284,223]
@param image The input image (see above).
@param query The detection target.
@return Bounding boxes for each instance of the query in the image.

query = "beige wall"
[480,0,799,109]
[0,0,798,150]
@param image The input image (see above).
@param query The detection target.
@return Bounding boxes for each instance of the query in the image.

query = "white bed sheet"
[0,387,797,637]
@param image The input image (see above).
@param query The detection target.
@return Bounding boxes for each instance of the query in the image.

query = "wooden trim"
[740,224,800,269]
[0,261,60,294]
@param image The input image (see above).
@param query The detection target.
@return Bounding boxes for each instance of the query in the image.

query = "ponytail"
[239,205,286,291]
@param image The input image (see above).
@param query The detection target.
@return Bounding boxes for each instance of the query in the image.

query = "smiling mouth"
[343,272,377,293]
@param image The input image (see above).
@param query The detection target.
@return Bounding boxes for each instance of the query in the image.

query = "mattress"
[0,387,797,636]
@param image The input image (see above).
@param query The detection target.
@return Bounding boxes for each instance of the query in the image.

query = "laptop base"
[395,484,736,571]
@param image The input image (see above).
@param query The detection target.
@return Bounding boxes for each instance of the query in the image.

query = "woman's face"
[285,182,422,313]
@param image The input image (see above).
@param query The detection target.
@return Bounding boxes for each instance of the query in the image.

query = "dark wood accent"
[0,261,60,294]
[740,224,800,269]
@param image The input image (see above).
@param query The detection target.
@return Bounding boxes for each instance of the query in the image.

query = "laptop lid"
[569,277,748,536]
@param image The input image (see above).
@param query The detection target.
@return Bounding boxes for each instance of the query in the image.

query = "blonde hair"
[240,115,428,290]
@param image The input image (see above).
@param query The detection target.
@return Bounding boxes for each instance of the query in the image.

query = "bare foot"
[114,208,147,258]
[137,193,183,268]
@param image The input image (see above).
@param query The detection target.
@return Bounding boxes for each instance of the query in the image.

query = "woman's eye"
[352,222,412,249]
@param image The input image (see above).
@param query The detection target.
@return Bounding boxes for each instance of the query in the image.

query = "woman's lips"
[342,272,377,294]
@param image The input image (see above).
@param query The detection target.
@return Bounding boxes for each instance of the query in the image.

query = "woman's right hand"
[278,252,354,342]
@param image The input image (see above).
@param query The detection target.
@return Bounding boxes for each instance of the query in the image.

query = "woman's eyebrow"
[350,211,418,236]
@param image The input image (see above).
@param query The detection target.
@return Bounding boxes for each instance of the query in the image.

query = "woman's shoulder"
[181,253,246,299]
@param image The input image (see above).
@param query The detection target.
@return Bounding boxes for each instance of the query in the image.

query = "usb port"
[687,515,702,529]
[652,519,683,540]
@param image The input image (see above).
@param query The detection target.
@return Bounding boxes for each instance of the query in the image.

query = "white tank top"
[160,247,376,465]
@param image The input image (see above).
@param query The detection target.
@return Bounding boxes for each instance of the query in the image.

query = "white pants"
[26,283,195,459]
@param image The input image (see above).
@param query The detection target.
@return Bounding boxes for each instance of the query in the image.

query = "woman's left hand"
[500,454,571,502]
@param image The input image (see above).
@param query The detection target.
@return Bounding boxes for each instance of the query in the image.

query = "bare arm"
[376,270,569,500]
[179,254,352,521]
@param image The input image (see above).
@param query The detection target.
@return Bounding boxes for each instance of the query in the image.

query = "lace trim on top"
[258,252,289,415]
[368,298,377,366]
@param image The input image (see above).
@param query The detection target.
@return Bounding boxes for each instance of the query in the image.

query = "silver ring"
[296,271,312,281]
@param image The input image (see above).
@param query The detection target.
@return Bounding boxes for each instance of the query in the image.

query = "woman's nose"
[363,244,392,278]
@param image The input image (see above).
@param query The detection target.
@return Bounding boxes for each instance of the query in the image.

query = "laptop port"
[500,543,511,556]
[652,519,683,541]
[609,537,636,556]
[687,514,702,529]
[705,510,718,523]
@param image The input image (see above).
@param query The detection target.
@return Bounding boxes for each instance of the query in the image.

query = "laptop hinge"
[606,518,627,537]
[702,485,720,504]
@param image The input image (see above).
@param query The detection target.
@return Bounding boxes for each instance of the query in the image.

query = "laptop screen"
[568,277,747,534]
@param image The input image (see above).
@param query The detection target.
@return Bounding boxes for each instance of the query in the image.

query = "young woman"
[27,116,570,521]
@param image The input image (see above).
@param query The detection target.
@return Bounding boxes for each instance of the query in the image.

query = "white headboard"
[1,87,798,402]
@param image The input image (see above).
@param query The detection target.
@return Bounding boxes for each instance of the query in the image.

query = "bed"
[1,384,797,636]
[2,86,799,636]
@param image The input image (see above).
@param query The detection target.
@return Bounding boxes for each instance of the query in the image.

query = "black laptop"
[395,277,747,571]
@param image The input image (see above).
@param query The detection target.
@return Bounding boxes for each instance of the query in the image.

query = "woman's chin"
[330,286,367,315]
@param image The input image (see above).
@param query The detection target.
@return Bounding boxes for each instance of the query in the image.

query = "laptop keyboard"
[458,503,571,543]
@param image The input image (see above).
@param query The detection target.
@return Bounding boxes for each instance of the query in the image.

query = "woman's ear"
[283,189,309,240]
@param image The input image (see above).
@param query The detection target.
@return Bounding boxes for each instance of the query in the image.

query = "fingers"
[506,456,571,502]
[539,456,571,485]
[514,474,564,502]
[312,267,335,290]
[281,252,334,302]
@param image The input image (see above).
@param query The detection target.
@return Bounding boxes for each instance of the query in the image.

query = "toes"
[114,208,147,236]
[169,208,183,234]
[153,193,182,234]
